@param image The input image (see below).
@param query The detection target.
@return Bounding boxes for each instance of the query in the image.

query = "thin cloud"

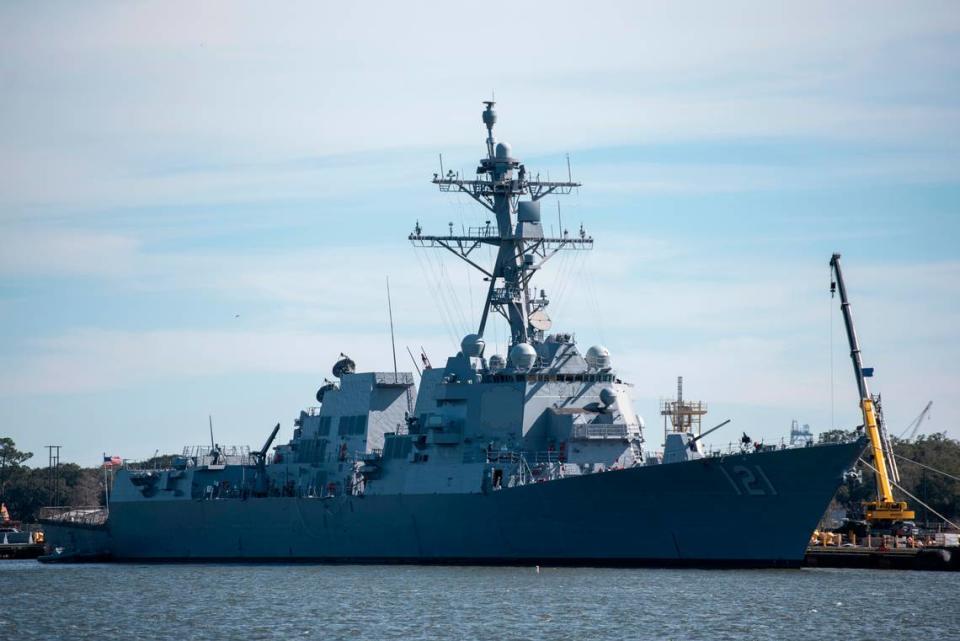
[1,2,958,463]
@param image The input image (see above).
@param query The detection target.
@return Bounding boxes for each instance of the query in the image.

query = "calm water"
[3,561,957,640]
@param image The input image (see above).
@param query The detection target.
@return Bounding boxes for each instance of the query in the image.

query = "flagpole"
[103,452,109,515]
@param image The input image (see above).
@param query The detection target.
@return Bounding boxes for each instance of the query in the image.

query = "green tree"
[891,432,960,526]
[0,437,33,503]
[0,437,109,521]
[818,428,858,444]
[826,431,960,525]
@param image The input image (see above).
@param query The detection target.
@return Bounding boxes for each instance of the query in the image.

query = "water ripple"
[3,562,957,640]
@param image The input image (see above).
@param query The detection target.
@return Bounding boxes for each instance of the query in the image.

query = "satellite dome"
[599,387,617,407]
[509,342,537,370]
[495,142,512,159]
[488,354,506,372]
[585,345,611,369]
[460,333,486,358]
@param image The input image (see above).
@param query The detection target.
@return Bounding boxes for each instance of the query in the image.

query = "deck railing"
[572,424,630,440]
[179,445,253,467]
[38,506,108,526]
[485,450,565,466]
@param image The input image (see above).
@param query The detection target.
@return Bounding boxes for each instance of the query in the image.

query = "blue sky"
[1,1,958,466]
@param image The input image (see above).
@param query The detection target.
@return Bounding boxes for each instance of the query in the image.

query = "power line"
[895,454,960,483]
[859,457,960,530]
[829,278,835,431]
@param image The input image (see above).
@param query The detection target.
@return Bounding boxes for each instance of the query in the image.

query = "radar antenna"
[412,102,593,345]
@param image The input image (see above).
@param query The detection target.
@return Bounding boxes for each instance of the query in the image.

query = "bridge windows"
[483,373,615,384]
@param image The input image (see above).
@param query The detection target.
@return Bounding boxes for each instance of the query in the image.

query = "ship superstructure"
[40,103,866,566]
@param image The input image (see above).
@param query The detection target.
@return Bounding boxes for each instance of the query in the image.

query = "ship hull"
[44,440,864,567]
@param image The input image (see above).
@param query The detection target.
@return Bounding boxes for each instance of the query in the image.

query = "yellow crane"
[829,253,914,524]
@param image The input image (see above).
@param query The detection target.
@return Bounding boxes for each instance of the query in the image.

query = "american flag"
[103,455,122,468]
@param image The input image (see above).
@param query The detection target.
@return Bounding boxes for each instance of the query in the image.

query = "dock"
[0,541,44,560]
[1,520,46,560]
[805,545,959,571]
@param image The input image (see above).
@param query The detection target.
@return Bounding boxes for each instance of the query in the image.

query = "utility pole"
[45,445,62,506]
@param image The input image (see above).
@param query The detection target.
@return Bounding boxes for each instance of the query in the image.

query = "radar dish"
[529,310,552,331]
[332,354,356,379]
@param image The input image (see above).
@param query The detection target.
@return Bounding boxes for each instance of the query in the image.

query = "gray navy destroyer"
[42,103,865,567]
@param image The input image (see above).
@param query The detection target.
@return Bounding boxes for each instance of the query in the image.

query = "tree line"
[819,430,960,524]
[0,438,105,522]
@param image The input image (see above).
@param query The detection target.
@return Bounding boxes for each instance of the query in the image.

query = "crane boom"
[899,401,933,441]
[829,253,914,524]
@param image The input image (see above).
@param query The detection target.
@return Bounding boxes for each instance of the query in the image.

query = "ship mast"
[410,102,592,346]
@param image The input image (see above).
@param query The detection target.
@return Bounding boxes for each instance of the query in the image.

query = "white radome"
[585,344,611,369]
[460,334,485,358]
[509,342,537,370]
[599,387,617,407]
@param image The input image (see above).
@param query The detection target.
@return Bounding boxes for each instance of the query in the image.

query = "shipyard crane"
[830,253,914,524]
[898,401,933,441]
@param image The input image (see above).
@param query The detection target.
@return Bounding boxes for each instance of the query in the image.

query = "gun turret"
[259,423,281,461]
[250,423,281,497]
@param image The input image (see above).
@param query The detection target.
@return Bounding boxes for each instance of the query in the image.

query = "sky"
[1,1,958,466]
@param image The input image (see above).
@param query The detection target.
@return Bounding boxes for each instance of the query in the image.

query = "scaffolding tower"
[789,419,814,446]
[660,376,707,440]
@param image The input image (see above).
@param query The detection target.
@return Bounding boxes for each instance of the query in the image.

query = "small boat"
[0,503,45,559]
[37,547,111,564]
